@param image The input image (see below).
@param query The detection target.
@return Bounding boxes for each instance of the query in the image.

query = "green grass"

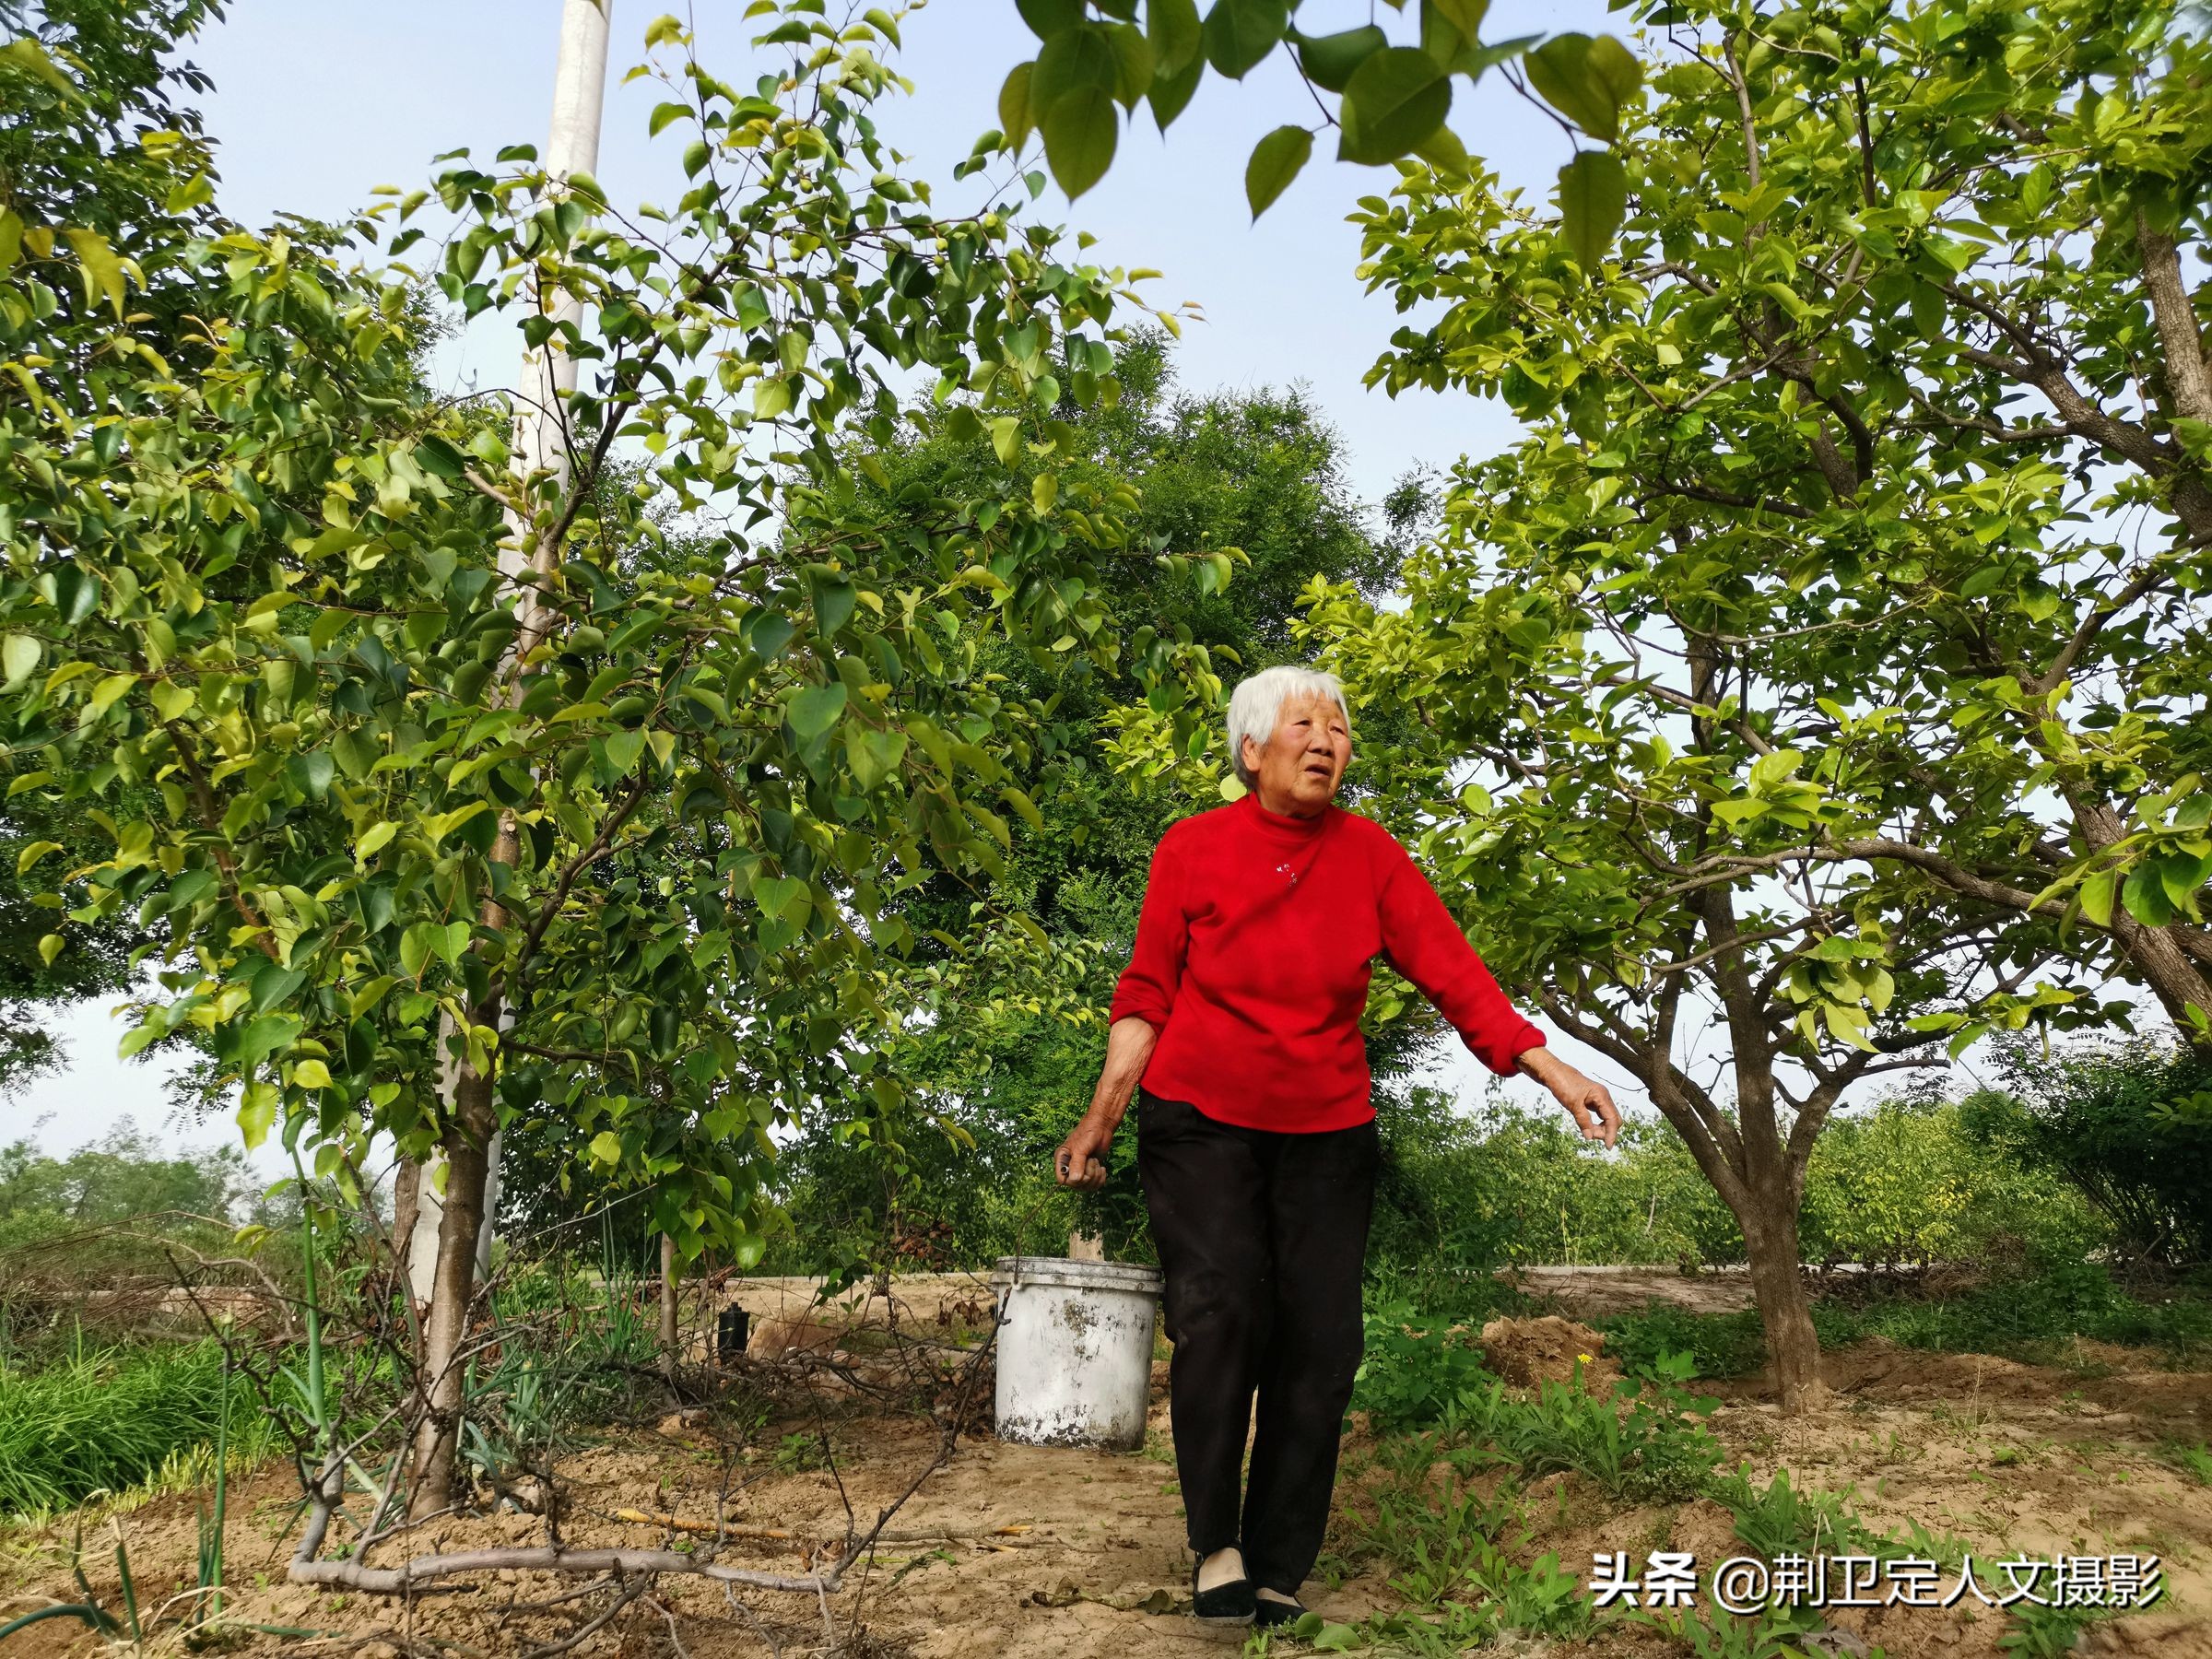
[1594,1263,2212,1380]
[0,1340,276,1518]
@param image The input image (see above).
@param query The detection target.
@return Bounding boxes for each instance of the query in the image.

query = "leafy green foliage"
[0,0,237,1088]
[1243,124,1312,217]
[0,1339,274,1517]
[1355,1317,1721,1501]
[993,0,1638,229]
[1347,0,2212,1054]
[1602,1263,2212,1377]
[1972,1040,2212,1264]
[2,7,1227,1270]
[757,338,1399,1275]
[1269,0,2212,1397]
[1708,1464,1881,1560]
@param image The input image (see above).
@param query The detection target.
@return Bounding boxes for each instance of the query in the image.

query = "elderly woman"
[1054,665,1620,1629]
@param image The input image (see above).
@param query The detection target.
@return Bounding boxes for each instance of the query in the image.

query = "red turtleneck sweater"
[1108,793,1547,1134]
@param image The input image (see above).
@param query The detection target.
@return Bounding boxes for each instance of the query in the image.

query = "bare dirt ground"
[1499,1265,1759,1319]
[6,1274,2211,1657]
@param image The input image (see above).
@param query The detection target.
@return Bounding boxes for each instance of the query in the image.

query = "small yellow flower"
[1577,1352,1594,1363]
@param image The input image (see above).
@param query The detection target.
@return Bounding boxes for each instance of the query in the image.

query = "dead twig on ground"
[608,1507,1031,1545]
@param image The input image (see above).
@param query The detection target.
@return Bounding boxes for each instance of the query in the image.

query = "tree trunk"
[659,1231,679,1379]
[406,1066,497,1520]
[391,1157,421,1277]
[2112,911,2212,1060]
[388,0,612,1528]
[2062,794,2212,1053]
[1737,1194,1827,1413]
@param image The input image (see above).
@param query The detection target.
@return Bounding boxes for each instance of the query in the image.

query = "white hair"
[1226,666,1350,788]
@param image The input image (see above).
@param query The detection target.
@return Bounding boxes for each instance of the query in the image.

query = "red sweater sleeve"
[1371,828,1546,1076]
[1109,830,1188,1030]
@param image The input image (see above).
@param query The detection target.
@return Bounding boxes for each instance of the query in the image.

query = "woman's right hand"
[1053,1115,1115,1190]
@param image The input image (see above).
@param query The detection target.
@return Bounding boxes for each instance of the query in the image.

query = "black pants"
[1136,1089,1378,1594]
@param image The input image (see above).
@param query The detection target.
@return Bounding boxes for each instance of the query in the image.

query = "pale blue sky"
[14,0,1634,1165]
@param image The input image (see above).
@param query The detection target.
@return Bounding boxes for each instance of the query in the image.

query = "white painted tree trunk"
[406,0,610,1319]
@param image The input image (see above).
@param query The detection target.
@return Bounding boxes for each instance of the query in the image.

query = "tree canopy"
[2,2,1231,1499]
[1246,0,2212,1406]
[1350,0,2212,1051]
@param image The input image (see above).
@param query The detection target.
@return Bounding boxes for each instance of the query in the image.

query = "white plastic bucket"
[990,1255,1164,1451]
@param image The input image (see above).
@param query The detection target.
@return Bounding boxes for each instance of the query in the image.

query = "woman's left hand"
[1517,1048,1622,1148]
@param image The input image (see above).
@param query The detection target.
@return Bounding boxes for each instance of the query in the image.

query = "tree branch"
[2138,212,2212,427]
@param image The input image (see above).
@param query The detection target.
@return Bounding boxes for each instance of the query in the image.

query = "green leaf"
[289,750,335,801]
[1430,0,1490,33]
[82,672,134,724]
[438,921,471,965]
[0,36,76,95]
[844,726,910,792]
[1415,124,1472,180]
[1203,0,1288,79]
[251,964,306,1014]
[1245,124,1312,218]
[356,821,398,862]
[232,1015,300,1072]
[999,61,1036,150]
[1033,24,1120,119]
[589,1130,624,1166]
[1105,23,1154,106]
[62,227,125,318]
[1338,47,1452,165]
[1148,50,1203,129]
[2122,863,2176,926]
[2070,871,2105,937]
[1018,0,1085,36]
[752,875,808,921]
[808,566,857,637]
[37,933,64,966]
[1032,472,1059,513]
[237,1083,277,1152]
[401,924,436,979]
[15,840,62,877]
[990,416,1023,465]
[1291,24,1386,93]
[1148,0,1202,76]
[1043,83,1118,198]
[427,801,491,843]
[789,682,849,741]
[1524,32,1641,143]
[293,1059,332,1089]
[605,728,647,774]
[1558,148,1629,272]
[51,564,98,625]
[1,634,37,691]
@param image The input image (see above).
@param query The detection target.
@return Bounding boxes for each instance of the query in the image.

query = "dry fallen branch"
[608,1507,1031,1545]
[289,1544,844,1596]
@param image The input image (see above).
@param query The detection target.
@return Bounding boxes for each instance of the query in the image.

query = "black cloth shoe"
[1190,1560,1255,1625]
[1252,1594,1307,1630]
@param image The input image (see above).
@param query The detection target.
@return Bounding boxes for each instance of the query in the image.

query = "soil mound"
[1478,1314,1624,1393]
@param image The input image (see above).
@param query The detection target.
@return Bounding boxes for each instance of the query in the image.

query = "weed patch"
[0,1341,275,1517]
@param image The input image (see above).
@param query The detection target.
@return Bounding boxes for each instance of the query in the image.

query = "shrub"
[1797,1100,2100,1271]
[0,1340,273,1517]
[1973,1040,2212,1265]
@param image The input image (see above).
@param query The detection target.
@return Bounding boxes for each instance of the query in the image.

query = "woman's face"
[1242,692,1351,817]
